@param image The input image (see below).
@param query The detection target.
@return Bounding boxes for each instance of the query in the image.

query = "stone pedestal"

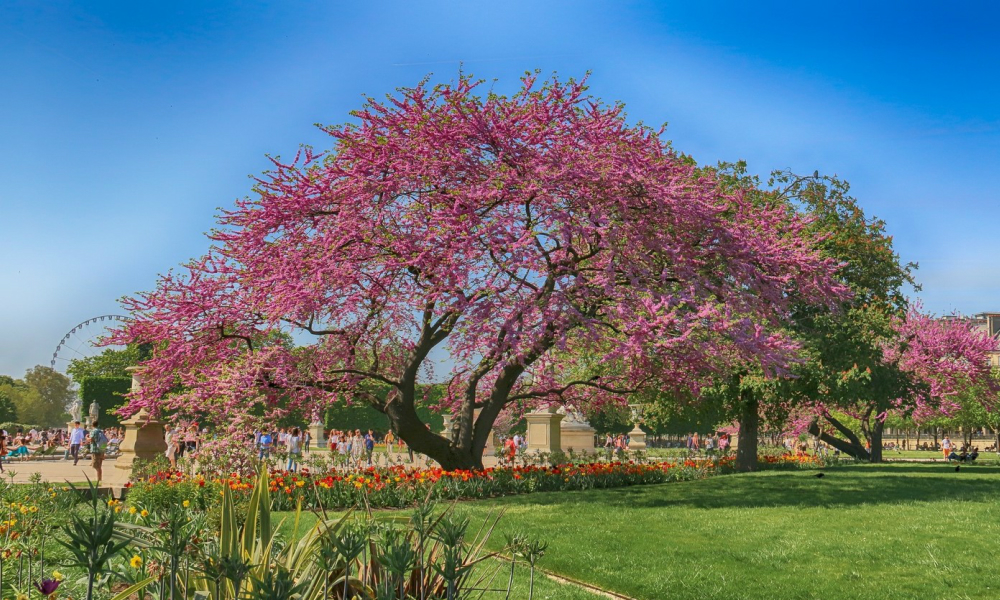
[116,368,168,473]
[560,421,597,453]
[525,407,564,453]
[115,407,168,472]
[310,422,325,449]
[627,423,647,451]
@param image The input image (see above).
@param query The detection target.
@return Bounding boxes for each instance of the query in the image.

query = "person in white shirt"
[68,422,85,466]
[287,427,302,472]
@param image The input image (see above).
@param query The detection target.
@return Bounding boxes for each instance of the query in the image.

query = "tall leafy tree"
[3,366,74,427]
[704,165,925,467]
[731,170,999,463]
[111,74,845,469]
[0,387,19,423]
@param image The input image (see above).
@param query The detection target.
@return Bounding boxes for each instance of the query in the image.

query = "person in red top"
[504,436,517,465]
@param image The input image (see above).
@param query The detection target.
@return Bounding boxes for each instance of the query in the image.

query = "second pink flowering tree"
[111,74,846,469]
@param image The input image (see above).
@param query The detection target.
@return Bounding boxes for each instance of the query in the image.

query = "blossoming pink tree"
[807,309,1000,461]
[111,74,846,470]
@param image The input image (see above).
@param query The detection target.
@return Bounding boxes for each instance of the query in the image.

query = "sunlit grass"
[282,462,1000,599]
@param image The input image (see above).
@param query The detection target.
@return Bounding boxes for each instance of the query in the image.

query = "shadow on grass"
[485,464,1000,511]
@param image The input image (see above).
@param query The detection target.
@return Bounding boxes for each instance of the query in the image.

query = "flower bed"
[125,454,824,512]
[123,460,706,511]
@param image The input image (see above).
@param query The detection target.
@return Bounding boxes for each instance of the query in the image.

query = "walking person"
[351,429,364,467]
[942,435,952,460]
[258,429,273,461]
[364,430,375,466]
[0,434,6,472]
[88,420,108,484]
[385,430,395,456]
[287,427,303,472]
[68,421,84,466]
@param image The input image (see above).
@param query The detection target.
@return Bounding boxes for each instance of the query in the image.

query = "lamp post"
[627,403,647,451]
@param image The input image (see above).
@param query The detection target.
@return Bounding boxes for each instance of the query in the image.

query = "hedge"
[323,402,444,433]
[78,376,131,428]
[324,383,446,433]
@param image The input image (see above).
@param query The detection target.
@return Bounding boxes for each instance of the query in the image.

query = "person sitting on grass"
[947,450,964,462]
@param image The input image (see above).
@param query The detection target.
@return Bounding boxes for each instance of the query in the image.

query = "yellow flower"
[50,493,56,499]
[17,592,28,600]
[52,571,64,581]
[130,555,143,568]
[295,480,305,488]
[182,500,190,508]
[140,509,149,518]
[129,506,137,515]
[114,506,122,513]
[29,506,37,514]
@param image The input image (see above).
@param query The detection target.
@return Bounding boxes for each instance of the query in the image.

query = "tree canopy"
[112,74,847,468]
[67,346,141,381]
[0,366,74,427]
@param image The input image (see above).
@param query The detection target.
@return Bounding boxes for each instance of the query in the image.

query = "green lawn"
[280,463,1000,599]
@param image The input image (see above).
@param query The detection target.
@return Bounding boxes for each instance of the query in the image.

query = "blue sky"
[2,1,999,378]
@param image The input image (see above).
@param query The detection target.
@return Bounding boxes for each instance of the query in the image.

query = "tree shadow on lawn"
[493,466,1000,511]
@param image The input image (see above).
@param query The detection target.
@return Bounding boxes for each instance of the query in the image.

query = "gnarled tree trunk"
[735,390,758,472]
[869,418,883,463]
[808,414,870,461]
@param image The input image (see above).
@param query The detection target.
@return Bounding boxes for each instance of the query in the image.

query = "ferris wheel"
[50,315,132,372]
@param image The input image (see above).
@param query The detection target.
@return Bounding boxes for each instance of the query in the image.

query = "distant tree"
[10,366,75,427]
[0,387,18,423]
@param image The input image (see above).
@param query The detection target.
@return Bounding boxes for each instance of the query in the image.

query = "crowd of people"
[0,424,124,466]
[4,415,997,486]
[163,423,207,469]
[0,420,121,483]
[684,432,733,455]
[250,427,395,471]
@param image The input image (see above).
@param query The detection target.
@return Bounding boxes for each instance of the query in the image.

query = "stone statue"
[557,404,587,425]
[70,399,82,423]
[556,404,596,452]
[88,399,100,424]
